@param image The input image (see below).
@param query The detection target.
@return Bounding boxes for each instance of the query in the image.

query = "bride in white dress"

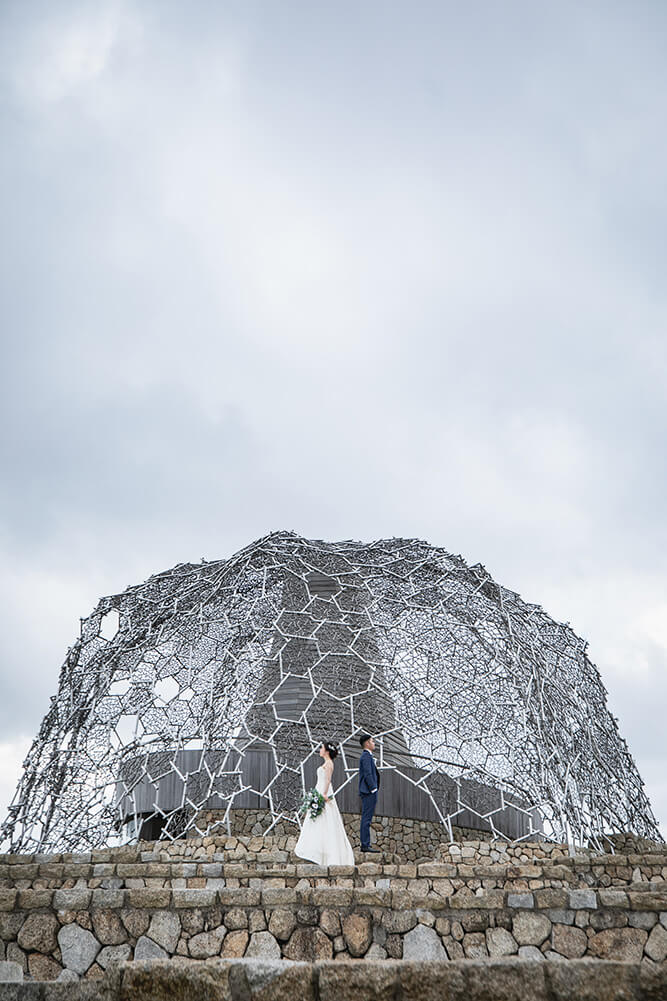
[294,742,355,866]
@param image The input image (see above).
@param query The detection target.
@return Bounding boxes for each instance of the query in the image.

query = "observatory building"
[1,531,660,853]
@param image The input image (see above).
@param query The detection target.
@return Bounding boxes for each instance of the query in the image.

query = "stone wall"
[2,957,667,1000]
[195,810,490,859]
[2,835,667,981]
[3,876,667,980]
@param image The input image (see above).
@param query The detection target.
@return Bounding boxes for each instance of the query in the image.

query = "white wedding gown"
[294,764,355,866]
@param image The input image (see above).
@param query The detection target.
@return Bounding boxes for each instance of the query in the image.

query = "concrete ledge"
[1,958,667,1000]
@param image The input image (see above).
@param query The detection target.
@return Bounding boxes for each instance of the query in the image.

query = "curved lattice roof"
[1,530,660,851]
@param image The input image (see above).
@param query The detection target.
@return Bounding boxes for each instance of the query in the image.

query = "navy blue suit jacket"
[358,749,380,796]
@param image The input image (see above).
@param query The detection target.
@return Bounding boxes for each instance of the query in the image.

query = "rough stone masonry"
[2,833,667,991]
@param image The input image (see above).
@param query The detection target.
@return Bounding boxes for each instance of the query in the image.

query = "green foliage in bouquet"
[299,787,326,820]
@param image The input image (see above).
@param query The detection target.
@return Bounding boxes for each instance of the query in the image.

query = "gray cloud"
[1,0,666,833]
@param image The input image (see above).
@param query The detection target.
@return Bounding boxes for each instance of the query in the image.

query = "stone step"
[2,957,667,999]
[3,849,666,874]
[1,957,666,999]
[2,848,660,880]
[2,857,666,893]
[3,881,667,913]
[2,834,664,868]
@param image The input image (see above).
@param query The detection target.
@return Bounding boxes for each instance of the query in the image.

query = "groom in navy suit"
[358,733,381,852]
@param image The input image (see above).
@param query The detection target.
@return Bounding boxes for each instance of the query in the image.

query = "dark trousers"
[360,792,378,848]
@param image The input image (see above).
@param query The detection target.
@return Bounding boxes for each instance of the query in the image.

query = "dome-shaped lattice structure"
[1,530,660,852]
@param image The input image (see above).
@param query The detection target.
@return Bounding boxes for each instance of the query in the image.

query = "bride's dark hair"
[321,741,339,760]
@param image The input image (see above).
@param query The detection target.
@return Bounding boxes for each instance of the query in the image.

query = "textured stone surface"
[249,911,267,934]
[58,922,101,974]
[91,889,126,909]
[92,909,127,946]
[551,923,587,959]
[188,927,226,958]
[403,923,447,960]
[147,911,181,953]
[181,910,206,936]
[463,931,488,958]
[341,912,372,957]
[444,938,463,959]
[569,889,597,910]
[486,927,518,956]
[219,889,262,908]
[17,912,59,953]
[27,953,62,981]
[518,945,545,960]
[17,890,53,910]
[97,944,131,969]
[5,952,667,998]
[268,909,297,941]
[383,909,417,934]
[295,906,319,926]
[121,909,150,938]
[134,935,168,961]
[57,968,80,982]
[246,931,281,960]
[129,889,171,909]
[434,918,450,937]
[53,889,91,911]
[512,912,552,946]
[229,957,316,1001]
[26,957,667,1000]
[120,959,233,1001]
[0,892,17,913]
[221,930,249,958]
[284,926,333,961]
[6,943,26,972]
[224,908,248,930]
[0,961,23,983]
[645,922,667,963]
[385,934,402,959]
[418,961,546,999]
[589,927,648,962]
[319,961,398,1001]
[460,913,489,934]
[0,914,25,941]
[590,911,625,931]
[172,889,217,908]
[508,893,534,908]
[598,889,629,908]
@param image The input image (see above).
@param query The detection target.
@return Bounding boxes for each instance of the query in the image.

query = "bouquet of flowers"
[299,787,326,820]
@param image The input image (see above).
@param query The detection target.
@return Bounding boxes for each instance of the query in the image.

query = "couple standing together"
[294,733,381,866]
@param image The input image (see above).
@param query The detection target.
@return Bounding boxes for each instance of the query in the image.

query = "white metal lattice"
[1,530,660,852]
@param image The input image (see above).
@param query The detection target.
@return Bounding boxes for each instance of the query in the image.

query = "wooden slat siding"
[118,747,533,838]
[306,571,339,599]
[248,567,416,767]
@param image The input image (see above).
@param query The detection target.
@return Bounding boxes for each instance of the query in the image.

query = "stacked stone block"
[199,811,490,859]
[2,836,667,982]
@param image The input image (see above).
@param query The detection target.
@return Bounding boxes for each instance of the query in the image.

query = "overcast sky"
[1,1,666,842]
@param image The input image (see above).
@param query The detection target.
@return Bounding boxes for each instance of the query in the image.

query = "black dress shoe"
[361,847,381,853]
